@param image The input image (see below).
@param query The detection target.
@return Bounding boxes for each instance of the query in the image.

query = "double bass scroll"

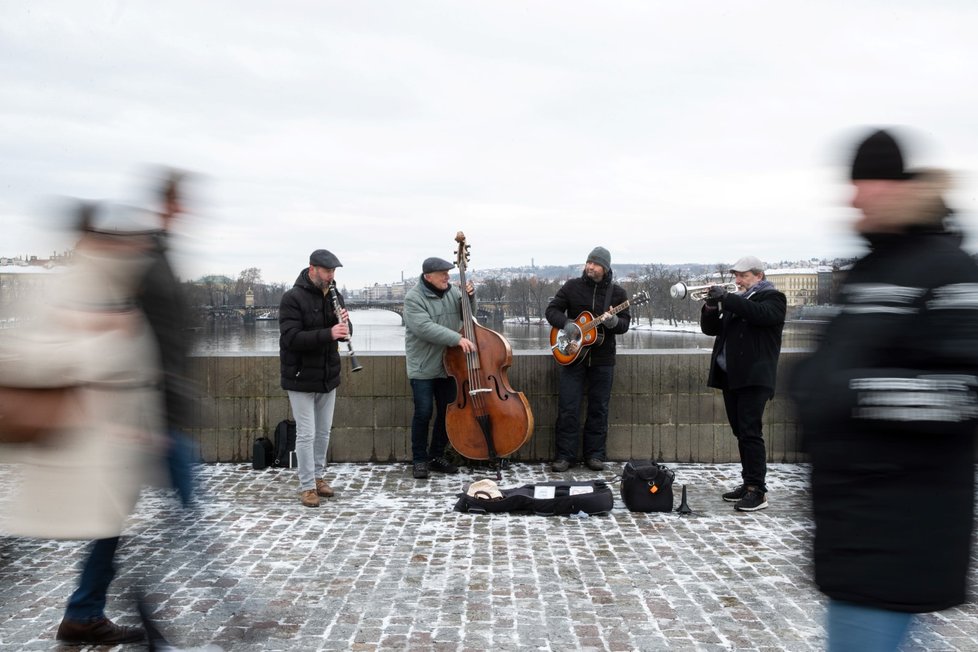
[443,231,533,464]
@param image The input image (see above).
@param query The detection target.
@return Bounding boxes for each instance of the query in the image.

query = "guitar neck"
[581,299,630,332]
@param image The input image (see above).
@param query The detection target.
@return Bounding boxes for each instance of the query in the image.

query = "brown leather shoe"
[56,616,145,645]
[300,489,320,507]
[315,478,334,498]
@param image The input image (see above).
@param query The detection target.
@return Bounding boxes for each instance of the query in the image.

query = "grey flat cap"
[729,255,765,273]
[422,257,455,273]
[310,249,342,268]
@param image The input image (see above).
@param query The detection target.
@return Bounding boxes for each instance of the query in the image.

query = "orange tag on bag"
[649,485,658,494]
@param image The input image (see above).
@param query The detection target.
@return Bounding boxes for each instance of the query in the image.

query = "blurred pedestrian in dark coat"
[790,128,978,651]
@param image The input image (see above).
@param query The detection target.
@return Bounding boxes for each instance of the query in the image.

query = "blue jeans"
[166,428,197,508]
[288,390,337,491]
[722,386,770,491]
[65,537,119,622]
[554,363,614,462]
[826,600,913,652]
[410,377,455,463]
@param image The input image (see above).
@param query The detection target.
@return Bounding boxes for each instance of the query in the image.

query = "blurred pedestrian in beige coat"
[0,202,165,646]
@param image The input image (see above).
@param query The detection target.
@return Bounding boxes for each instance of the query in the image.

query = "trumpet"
[670,281,738,301]
[328,282,363,373]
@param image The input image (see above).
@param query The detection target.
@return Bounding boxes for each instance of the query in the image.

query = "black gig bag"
[252,437,273,470]
[454,480,614,516]
[272,419,297,468]
[620,460,675,512]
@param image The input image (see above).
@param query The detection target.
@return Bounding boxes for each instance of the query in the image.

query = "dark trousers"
[722,386,770,491]
[410,377,456,463]
[554,363,615,462]
[65,537,119,622]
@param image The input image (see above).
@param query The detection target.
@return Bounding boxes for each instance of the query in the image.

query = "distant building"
[766,267,832,307]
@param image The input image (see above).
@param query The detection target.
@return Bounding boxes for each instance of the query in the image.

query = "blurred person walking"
[0,203,165,646]
[141,169,197,508]
[700,257,786,511]
[279,249,350,507]
[790,128,978,651]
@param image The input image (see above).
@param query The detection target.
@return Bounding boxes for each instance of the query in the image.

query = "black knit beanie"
[851,129,913,181]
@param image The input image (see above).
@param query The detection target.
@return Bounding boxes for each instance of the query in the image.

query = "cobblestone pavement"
[1,461,976,651]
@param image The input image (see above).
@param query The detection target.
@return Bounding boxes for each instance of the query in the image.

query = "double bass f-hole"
[442,231,533,478]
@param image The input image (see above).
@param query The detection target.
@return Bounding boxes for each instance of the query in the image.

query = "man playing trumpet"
[700,256,786,511]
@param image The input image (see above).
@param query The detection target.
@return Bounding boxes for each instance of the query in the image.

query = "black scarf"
[421,274,450,298]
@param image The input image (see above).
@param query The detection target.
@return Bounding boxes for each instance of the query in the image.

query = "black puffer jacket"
[140,233,193,428]
[701,285,786,394]
[790,225,978,613]
[279,269,343,393]
[545,270,630,366]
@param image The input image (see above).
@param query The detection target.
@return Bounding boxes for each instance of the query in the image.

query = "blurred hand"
[705,285,727,306]
[331,323,350,341]
[459,337,477,353]
[465,281,475,296]
[601,312,619,329]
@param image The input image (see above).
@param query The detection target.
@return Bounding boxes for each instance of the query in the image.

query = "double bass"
[443,232,533,472]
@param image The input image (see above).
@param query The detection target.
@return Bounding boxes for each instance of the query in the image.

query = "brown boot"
[56,616,145,645]
[299,489,320,508]
[315,478,334,498]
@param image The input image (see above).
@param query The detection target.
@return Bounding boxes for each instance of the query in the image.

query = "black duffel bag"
[620,460,675,512]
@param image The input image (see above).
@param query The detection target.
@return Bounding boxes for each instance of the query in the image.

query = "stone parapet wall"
[189,350,807,464]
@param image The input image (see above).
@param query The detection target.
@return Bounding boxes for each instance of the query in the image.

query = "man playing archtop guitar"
[545,246,632,472]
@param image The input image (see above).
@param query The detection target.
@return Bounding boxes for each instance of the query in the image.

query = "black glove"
[705,285,727,306]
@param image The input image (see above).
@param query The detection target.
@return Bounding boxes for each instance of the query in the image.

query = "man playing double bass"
[546,246,631,472]
[403,256,476,480]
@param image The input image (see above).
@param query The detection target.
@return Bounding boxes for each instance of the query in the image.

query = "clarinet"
[328,281,363,373]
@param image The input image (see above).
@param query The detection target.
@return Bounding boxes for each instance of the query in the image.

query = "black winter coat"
[545,270,630,366]
[701,286,786,394]
[790,228,978,612]
[279,269,344,393]
[140,233,193,428]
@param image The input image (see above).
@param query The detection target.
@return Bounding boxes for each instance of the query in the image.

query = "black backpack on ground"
[454,480,614,516]
[620,460,675,512]
[272,419,297,468]
[252,437,273,470]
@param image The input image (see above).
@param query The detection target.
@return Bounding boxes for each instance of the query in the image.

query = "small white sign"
[533,486,556,499]
[569,485,594,495]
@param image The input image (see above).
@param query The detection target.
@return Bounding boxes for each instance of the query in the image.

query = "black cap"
[851,129,913,181]
[422,257,455,273]
[309,249,342,268]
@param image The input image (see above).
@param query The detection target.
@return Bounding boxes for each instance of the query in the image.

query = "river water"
[191,309,818,355]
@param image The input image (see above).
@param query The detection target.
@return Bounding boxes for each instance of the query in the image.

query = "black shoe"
[412,462,429,479]
[585,458,605,471]
[428,456,459,474]
[734,486,768,512]
[551,459,571,472]
[56,616,146,645]
[137,597,172,652]
[722,484,747,502]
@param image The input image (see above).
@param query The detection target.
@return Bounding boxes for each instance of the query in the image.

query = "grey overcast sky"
[4,1,978,290]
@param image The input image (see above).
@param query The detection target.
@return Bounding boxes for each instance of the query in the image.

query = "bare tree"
[507,276,533,323]
[479,276,508,320]
[528,276,560,322]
